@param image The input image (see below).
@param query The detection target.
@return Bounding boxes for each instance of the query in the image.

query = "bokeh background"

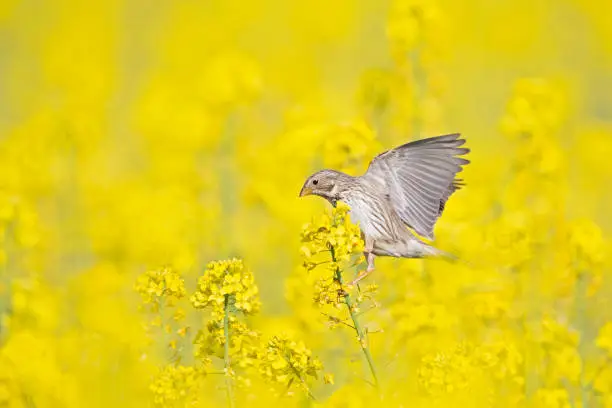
[1,0,612,406]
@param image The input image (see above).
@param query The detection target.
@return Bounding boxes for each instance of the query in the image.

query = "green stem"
[285,356,317,400]
[223,295,235,408]
[331,247,379,388]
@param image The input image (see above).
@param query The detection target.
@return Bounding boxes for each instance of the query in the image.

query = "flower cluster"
[418,342,479,395]
[136,260,328,403]
[190,259,261,317]
[299,204,380,387]
[500,78,567,140]
[134,266,186,309]
[193,317,260,371]
[418,342,524,403]
[500,79,568,186]
[150,365,204,407]
[300,203,364,273]
[319,121,381,175]
[258,335,324,396]
[299,204,369,309]
[387,0,441,54]
[385,0,448,135]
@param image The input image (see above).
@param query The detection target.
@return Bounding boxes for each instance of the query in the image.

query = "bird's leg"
[350,237,375,286]
[366,251,376,272]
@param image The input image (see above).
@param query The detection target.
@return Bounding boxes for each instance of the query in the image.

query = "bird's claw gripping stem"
[349,268,374,286]
[350,245,375,286]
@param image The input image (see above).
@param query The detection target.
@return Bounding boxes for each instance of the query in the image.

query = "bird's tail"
[372,239,472,267]
[422,243,472,267]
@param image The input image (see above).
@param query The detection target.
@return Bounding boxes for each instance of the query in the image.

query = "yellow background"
[1,0,612,406]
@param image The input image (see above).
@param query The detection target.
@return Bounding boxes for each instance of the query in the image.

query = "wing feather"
[364,133,470,239]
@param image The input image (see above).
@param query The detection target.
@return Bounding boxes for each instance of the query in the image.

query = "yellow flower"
[176,326,189,338]
[190,258,261,317]
[324,373,335,385]
[150,365,204,406]
[320,120,381,174]
[258,335,324,395]
[194,317,260,370]
[418,341,525,399]
[500,78,567,140]
[134,266,186,306]
[300,204,364,274]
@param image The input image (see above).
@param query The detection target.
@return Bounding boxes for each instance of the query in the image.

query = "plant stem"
[330,247,379,388]
[223,294,235,408]
[285,356,317,401]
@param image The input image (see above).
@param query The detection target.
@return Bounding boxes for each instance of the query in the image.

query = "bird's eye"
[312,179,319,185]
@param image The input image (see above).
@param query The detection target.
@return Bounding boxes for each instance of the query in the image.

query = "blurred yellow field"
[1,0,612,406]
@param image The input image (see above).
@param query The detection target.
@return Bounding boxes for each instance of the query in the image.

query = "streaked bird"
[299,133,470,284]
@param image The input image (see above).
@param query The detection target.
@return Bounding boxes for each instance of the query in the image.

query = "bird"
[299,133,470,285]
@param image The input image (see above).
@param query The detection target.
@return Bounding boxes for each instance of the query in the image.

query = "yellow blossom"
[258,335,324,395]
[324,373,335,385]
[134,267,186,307]
[190,258,261,317]
[300,203,364,277]
[150,365,204,406]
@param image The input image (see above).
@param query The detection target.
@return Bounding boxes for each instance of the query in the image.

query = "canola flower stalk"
[191,259,258,406]
[331,245,379,388]
[300,205,380,389]
[223,294,235,408]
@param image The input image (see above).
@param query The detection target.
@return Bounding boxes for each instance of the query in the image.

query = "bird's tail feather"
[422,244,473,267]
[372,240,472,267]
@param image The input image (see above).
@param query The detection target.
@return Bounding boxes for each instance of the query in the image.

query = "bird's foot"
[349,268,374,286]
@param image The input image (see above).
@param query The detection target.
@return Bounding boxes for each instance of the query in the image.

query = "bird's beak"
[299,185,313,197]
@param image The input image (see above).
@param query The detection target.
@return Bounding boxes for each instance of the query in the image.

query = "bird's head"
[299,169,351,207]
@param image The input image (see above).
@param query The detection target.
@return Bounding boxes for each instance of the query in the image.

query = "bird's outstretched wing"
[364,133,470,240]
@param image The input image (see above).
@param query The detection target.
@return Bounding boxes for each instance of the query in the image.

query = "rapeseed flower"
[258,335,324,397]
[191,259,261,317]
[135,266,186,308]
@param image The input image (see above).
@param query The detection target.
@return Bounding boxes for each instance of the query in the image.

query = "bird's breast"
[342,189,402,241]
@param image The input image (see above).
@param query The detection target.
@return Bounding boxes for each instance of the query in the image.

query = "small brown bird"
[299,133,470,284]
